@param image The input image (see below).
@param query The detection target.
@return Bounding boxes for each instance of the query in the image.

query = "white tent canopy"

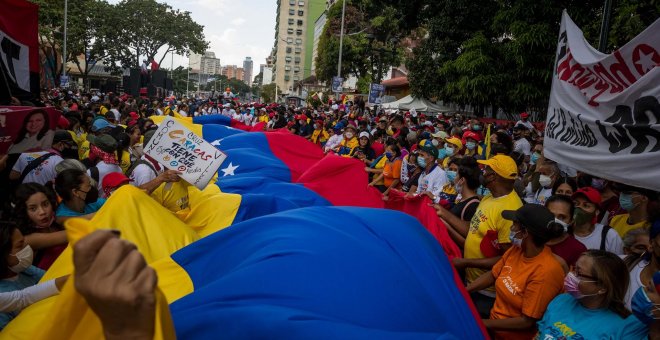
[379,95,452,113]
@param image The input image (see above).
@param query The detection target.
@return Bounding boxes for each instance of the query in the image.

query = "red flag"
[0,0,39,99]
[298,154,385,208]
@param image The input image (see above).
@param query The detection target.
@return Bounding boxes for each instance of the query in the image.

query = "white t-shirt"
[513,137,532,156]
[88,161,122,191]
[524,183,552,205]
[624,258,648,310]
[109,108,121,122]
[324,134,344,152]
[12,151,63,185]
[415,165,448,203]
[129,157,162,186]
[178,110,188,117]
[574,223,624,255]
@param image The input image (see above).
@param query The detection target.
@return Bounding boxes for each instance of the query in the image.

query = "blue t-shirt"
[56,198,107,217]
[0,266,45,329]
[536,293,647,339]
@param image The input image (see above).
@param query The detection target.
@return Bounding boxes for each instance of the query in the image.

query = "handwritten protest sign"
[143,116,227,190]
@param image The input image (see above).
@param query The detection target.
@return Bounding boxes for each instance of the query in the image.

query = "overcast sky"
[107,0,277,76]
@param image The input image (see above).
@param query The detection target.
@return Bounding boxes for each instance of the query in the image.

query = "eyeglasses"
[569,266,598,282]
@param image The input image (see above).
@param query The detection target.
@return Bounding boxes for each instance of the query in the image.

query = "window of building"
[285,66,291,71]
[294,57,301,64]
[297,20,303,26]
[288,18,294,25]
[298,10,304,16]
[294,76,300,81]
[298,1,305,5]
[285,56,292,63]
[287,28,294,34]
[287,37,293,44]
[289,9,295,15]
[289,0,295,5]
[295,47,302,54]
[295,38,302,45]
[284,75,290,81]
[286,47,292,53]
[296,29,303,35]
[294,66,300,72]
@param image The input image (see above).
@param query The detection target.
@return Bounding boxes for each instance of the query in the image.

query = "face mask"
[632,287,660,325]
[446,170,457,183]
[509,229,523,248]
[591,178,606,191]
[313,124,319,129]
[573,207,594,226]
[473,125,481,131]
[444,146,455,157]
[539,174,553,188]
[454,182,463,193]
[345,132,354,139]
[385,152,393,160]
[619,193,639,211]
[466,142,476,150]
[437,147,447,160]
[564,272,598,300]
[417,157,427,168]
[82,186,99,204]
[530,152,540,164]
[9,245,34,273]
[554,218,570,233]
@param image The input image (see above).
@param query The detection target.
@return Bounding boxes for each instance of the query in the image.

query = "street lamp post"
[61,0,68,87]
[335,0,346,100]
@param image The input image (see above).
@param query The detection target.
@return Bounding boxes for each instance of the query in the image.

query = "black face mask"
[479,173,493,188]
[83,186,99,204]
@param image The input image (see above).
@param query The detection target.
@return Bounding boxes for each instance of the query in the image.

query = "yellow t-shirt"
[610,214,650,238]
[151,180,191,214]
[464,190,523,289]
[311,130,329,145]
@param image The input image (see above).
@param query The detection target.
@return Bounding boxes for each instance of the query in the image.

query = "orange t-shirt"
[383,158,402,188]
[490,245,564,340]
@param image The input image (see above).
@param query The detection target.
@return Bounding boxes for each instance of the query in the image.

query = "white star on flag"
[211,139,222,146]
[635,50,658,74]
[221,162,239,176]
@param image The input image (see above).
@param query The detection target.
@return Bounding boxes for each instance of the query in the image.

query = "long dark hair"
[0,221,18,277]
[55,169,86,202]
[13,183,60,235]
[15,109,50,143]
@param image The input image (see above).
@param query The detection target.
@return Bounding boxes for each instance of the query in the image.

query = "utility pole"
[335,0,346,100]
[61,0,68,86]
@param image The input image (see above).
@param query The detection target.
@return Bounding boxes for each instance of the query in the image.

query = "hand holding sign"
[143,117,227,190]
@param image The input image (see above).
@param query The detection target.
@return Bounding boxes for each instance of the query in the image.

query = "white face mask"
[9,245,33,273]
[539,174,553,188]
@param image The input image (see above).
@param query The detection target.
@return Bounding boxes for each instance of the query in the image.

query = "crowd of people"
[0,88,659,339]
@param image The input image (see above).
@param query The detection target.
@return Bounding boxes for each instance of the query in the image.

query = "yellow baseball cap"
[477,154,518,180]
[445,137,463,150]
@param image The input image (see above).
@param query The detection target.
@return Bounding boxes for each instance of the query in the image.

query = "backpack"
[599,225,612,251]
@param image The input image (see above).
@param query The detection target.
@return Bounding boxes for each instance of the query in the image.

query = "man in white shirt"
[414,140,448,203]
[512,124,532,157]
[9,130,74,185]
[571,187,624,254]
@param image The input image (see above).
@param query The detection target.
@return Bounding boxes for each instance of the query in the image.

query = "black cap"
[502,204,555,231]
[53,130,74,144]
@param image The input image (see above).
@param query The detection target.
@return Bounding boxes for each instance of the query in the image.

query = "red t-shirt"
[371,142,385,157]
[549,235,587,268]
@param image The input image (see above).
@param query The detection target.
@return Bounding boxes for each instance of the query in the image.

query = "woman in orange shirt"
[466,204,566,340]
[369,144,402,196]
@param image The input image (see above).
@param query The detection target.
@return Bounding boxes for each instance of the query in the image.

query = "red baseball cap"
[102,172,130,191]
[129,111,139,120]
[520,112,530,118]
[572,187,602,205]
[463,130,481,142]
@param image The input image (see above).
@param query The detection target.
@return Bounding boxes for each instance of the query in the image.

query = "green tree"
[105,0,208,69]
[261,83,280,103]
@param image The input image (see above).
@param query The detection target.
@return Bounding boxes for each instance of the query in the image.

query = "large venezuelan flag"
[1,116,487,339]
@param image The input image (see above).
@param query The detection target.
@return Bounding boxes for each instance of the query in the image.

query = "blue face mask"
[632,287,660,325]
[437,147,447,160]
[417,156,427,168]
[466,142,476,150]
[509,229,523,248]
[446,170,457,183]
[619,193,638,211]
[444,146,455,157]
[530,152,540,164]
[473,125,482,131]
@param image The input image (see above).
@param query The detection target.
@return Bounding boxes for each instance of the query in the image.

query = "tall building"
[259,64,266,75]
[243,57,254,86]
[189,51,221,75]
[221,65,238,79]
[304,0,325,79]
[272,0,325,95]
[262,67,273,85]
[311,11,327,76]
[236,68,245,83]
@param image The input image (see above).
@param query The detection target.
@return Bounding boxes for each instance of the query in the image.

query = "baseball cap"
[520,112,530,118]
[91,119,115,132]
[359,131,370,139]
[102,172,131,190]
[418,139,439,159]
[445,137,463,150]
[87,134,118,153]
[431,131,448,140]
[572,187,602,205]
[53,130,74,145]
[501,204,555,233]
[463,130,481,142]
[477,155,518,180]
